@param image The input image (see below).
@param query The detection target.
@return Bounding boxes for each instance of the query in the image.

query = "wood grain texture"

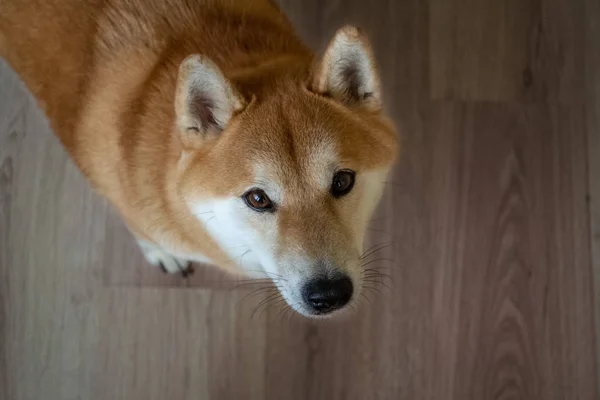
[430,0,585,103]
[0,0,598,399]
[585,0,600,394]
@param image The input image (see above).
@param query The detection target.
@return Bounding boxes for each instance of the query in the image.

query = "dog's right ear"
[175,55,245,148]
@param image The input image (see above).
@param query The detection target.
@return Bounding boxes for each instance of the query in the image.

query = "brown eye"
[243,189,274,212]
[331,170,356,198]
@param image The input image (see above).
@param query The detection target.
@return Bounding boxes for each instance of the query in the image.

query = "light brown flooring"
[1,0,599,399]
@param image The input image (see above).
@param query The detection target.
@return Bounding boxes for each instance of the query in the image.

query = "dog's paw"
[137,240,194,277]
[154,254,193,276]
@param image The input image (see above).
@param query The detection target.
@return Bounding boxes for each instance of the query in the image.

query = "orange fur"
[0,0,398,280]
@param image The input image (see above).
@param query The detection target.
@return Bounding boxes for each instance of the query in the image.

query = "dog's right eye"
[243,189,274,212]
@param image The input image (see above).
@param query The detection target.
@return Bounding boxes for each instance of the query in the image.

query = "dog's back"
[0,0,305,148]
[0,0,104,147]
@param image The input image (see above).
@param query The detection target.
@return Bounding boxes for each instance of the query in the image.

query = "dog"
[0,0,398,317]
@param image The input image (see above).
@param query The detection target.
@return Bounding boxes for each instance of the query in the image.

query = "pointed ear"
[175,55,245,147]
[311,26,382,111]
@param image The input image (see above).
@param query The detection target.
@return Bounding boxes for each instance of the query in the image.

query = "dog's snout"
[303,276,353,314]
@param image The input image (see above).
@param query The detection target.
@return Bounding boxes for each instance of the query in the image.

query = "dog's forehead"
[238,95,345,188]
[254,130,337,192]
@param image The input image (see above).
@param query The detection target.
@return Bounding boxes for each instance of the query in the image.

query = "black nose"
[303,276,353,313]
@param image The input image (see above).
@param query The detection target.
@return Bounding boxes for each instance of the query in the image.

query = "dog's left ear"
[175,55,246,148]
[311,26,381,111]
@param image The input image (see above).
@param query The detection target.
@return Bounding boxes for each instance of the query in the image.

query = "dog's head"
[175,26,398,317]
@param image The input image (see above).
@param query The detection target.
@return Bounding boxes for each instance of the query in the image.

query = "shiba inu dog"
[0,0,398,317]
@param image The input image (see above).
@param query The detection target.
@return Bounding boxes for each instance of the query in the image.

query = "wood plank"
[443,104,594,399]
[585,0,600,391]
[430,0,585,103]
[0,59,108,399]
[0,61,29,400]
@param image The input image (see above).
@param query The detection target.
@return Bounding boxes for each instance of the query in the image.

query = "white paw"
[137,240,193,276]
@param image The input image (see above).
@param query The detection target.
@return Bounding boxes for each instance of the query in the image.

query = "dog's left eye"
[243,188,274,212]
[331,170,356,198]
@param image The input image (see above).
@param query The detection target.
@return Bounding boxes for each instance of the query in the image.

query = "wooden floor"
[1,0,599,399]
